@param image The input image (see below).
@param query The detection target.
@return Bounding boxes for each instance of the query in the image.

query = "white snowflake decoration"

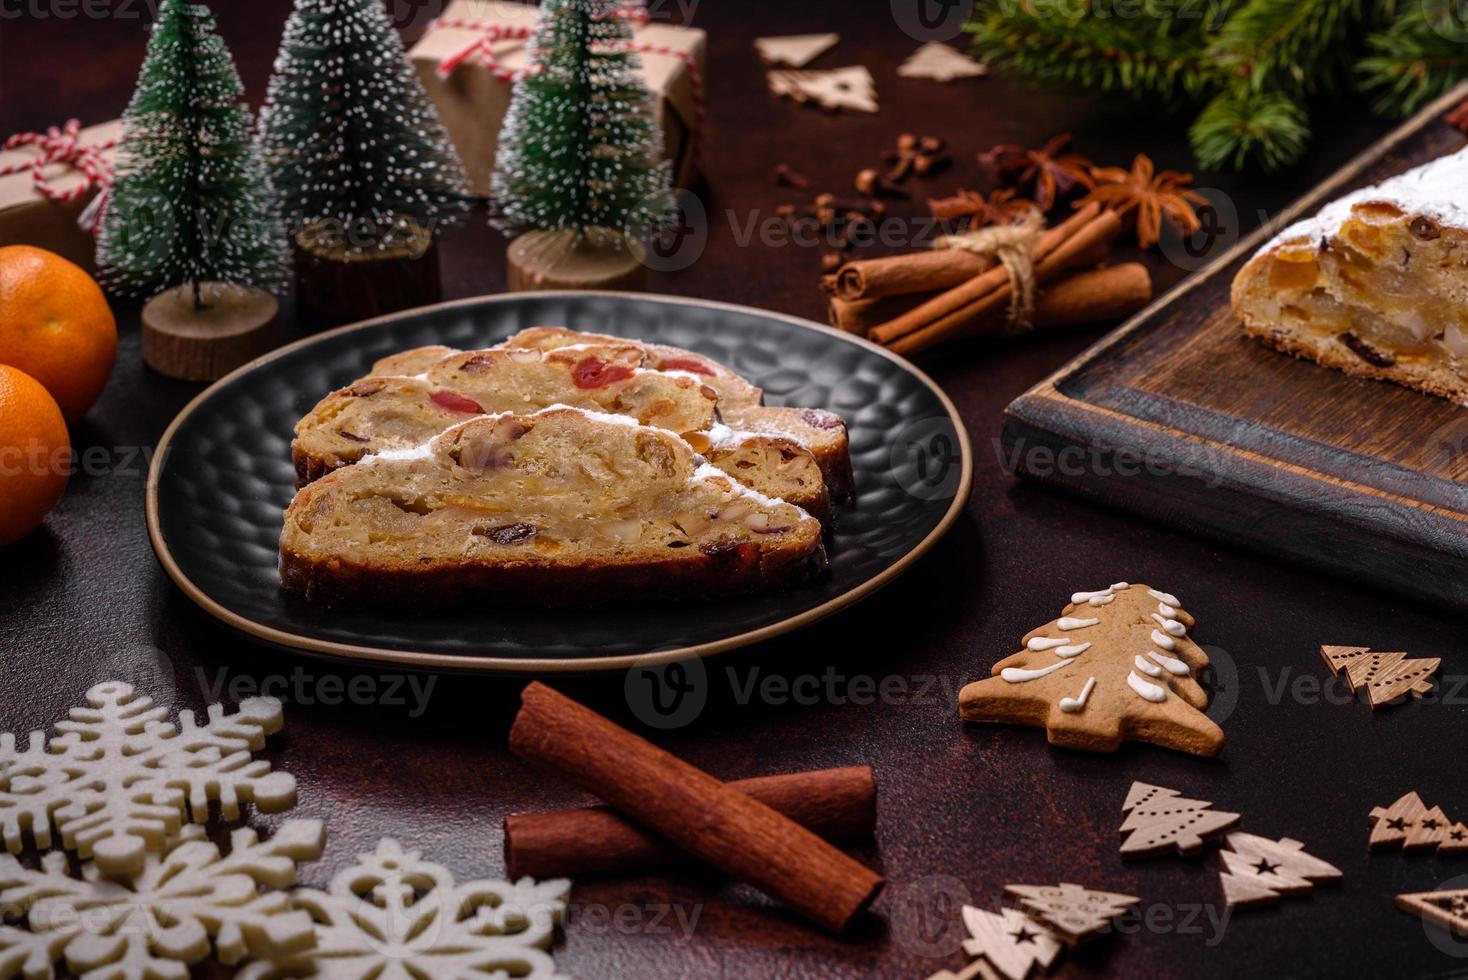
[0,818,325,980]
[0,681,297,878]
[237,838,570,980]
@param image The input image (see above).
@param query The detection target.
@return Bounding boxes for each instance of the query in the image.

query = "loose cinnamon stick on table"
[506,765,878,879]
[869,203,1104,347]
[508,682,884,933]
[836,249,994,301]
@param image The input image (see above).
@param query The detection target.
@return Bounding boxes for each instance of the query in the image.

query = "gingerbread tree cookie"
[959,583,1225,756]
[1119,782,1240,857]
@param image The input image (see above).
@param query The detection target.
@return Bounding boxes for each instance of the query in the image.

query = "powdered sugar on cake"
[1264,146,1468,251]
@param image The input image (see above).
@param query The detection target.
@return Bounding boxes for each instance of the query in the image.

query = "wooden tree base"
[294,220,442,323]
[507,229,648,293]
[142,284,280,382]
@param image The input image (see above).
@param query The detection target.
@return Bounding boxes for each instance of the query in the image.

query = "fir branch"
[1189,87,1309,171]
[1207,0,1362,93]
[1359,0,1468,115]
[967,2,1218,102]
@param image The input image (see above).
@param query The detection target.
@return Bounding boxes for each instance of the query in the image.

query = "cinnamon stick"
[506,765,877,879]
[508,682,884,932]
[869,203,1104,346]
[836,250,994,301]
[1031,263,1151,328]
[829,290,943,334]
[879,209,1123,354]
[833,263,1149,337]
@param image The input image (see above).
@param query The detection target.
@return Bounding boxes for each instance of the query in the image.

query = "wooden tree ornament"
[926,960,1002,980]
[1004,883,1139,945]
[1119,782,1240,857]
[753,33,838,68]
[1321,645,1439,709]
[1369,791,1468,854]
[1217,833,1342,908]
[898,42,988,82]
[1398,888,1468,935]
[959,906,1061,980]
[768,66,878,113]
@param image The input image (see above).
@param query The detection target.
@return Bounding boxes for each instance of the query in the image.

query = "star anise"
[928,187,1038,230]
[978,133,1094,211]
[1078,153,1207,250]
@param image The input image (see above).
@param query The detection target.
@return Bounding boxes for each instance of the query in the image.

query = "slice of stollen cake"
[296,343,834,523]
[280,407,828,607]
[1233,147,1468,403]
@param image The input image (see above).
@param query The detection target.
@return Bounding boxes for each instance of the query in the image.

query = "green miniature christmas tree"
[256,0,471,254]
[967,0,1468,171]
[98,0,285,306]
[490,0,674,242]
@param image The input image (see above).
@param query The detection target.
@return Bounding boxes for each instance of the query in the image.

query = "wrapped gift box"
[0,119,122,273]
[410,0,704,196]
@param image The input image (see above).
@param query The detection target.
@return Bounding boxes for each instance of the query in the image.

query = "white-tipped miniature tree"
[490,0,674,288]
[99,0,288,380]
[256,0,471,251]
[99,0,286,307]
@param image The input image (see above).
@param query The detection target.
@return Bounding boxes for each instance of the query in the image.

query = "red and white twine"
[428,5,703,164]
[0,119,119,233]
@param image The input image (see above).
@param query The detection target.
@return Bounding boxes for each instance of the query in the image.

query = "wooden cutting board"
[1004,84,1468,611]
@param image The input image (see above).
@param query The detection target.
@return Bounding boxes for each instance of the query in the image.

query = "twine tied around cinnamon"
[932,207,1044,333]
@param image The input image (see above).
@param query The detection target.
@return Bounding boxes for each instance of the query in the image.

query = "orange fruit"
[0,244,117,422]
[0,364,70,545]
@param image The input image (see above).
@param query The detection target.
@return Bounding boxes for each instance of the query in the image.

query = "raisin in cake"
[280,407,827,607]
[1232,147,1468,403]
[501,327,855,501]
[294,344,833,524]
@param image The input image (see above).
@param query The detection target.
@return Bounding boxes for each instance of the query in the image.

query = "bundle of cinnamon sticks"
[825,203,1153,355]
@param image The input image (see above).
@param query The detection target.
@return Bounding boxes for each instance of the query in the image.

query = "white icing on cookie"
[1026,637,1071,651]
[1059,677,1097,713]
[1057,617,1100,631]
[1055,642,1092,658]
[1001,661,1071,683]
[1127,671,1167,703]
[1134,655,1164,677]
[1151,613,1187,636]
[1147,589,1180,606]
[1147,650,1191,676]
[1151,629,1177,652]
[1157,603,1177,618]
[1110,581,1131,590]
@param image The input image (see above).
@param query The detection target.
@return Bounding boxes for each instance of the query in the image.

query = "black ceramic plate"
[146,293,971,672]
